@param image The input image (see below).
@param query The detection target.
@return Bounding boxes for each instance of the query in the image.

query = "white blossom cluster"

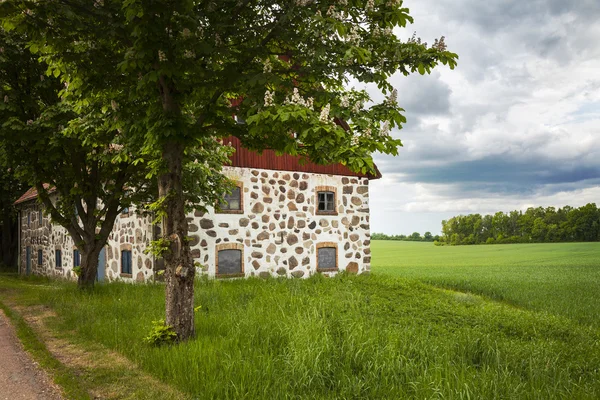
[184,50,195,59]
[385,88,398,106]
[347,26,361,46]
[264,90,275,107]
[338,0,348,5]
[215,34,222,46]
[93,0,104,7]
[380,120,391,136]
[111,100,118,111]
[386,0,401,6]
[340,94,350,108]
[158,50,167,62]
[263,58,272,73]
[284,88,314,110]
[352,100,364,113]
[295,0,312,5]
[372,25,393,38]
[182,28,191,38]
[432,36,447,51]
[365,0,375,12]
[326,5,345,20]
[3,95,8,103]
[319,103,331,123]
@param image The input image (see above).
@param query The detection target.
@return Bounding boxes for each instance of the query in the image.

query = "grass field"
[1,271,600,399]
[372,241,600,327]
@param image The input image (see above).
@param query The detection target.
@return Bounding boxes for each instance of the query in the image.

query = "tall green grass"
[3,274,598,399]
[372,241,600,327]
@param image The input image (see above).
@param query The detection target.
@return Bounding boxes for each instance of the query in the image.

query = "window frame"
[315,186,338,215]
[73,249,81,268]
[55,249,62,269]
[121,249,133,276]
[215,243,245,278]
[316,242,338,272]
[37,249,43,266]
[217,181,244,214]
[38,209,43,225]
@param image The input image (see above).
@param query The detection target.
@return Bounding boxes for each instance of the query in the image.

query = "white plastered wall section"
[105,207,155,282]
[19,197,76,279]
[188,166,371,278]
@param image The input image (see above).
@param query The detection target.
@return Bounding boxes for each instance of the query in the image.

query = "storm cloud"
[368,0,600,234]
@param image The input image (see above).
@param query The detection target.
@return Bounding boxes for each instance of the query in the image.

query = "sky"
[367,0,600,235]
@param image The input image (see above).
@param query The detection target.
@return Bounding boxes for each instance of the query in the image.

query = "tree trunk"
[77,245,102,289]
[160,141,195,341]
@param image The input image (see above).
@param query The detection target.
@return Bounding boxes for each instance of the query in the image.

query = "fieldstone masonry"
[18,166,371,281]
[190,166,371,278]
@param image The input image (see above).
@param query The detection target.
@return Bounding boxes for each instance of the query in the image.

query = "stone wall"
[19,200,76,279]
[18,166,372,282]
[19,201,154,282]
[105,210,155,282]
[189,166,371,278]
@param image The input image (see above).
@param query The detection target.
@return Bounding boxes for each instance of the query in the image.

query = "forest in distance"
[372,203,600,246]
[438,203,600,245]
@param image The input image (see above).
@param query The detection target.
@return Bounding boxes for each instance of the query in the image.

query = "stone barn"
[15,136,378,281]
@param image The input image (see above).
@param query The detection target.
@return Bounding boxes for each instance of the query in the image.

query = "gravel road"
[0,309,63,400]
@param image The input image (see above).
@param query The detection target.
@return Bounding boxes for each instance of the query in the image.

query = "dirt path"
[0,309,63,400]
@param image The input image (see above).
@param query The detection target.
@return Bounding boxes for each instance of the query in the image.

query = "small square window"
[37,250,43,265]
[55,250,62,269]
[317,191,335,213]
[121,250,132,275]
[73,249,81,267]
[121,207,129,215]
[317,246,337,271]
[219,184,243,212]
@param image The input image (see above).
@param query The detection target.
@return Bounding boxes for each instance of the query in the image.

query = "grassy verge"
[0,287,90,399]
[0,273,189,400]
[372,241,600,327]
[1,273,599,399]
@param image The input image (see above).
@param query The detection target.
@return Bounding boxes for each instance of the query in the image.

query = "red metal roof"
[15,140,380,206]
[226,136,380,179]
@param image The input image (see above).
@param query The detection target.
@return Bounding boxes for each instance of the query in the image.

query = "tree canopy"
[1,0,458,340]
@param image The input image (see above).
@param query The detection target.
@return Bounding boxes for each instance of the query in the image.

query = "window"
[317,243,338,271]
[121,207,129,215]
[218,182,243,213]
[55,250,62,269]
[37,250,43,265]
[318,191,335,212]
[73,249,81,267]
[27,212,31,227]
[216,243,244,277]
[121,250,132,275]
[39,209,43,224]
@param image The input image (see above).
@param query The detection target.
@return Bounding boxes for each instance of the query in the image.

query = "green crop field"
[372,241,600,327]
[1,241,600,398]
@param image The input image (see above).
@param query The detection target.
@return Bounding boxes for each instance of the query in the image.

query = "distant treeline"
[371,232,441,242]
[439,203,600,245]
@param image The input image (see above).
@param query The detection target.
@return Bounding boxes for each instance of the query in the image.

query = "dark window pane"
[318,191,335,212]
[218,249,242,275]
[222,187,241,210]
[318,247,337,270]
[55,250,62,268]
[38,250,42,265]
[74,250,80,267]
[121,250,132,274]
